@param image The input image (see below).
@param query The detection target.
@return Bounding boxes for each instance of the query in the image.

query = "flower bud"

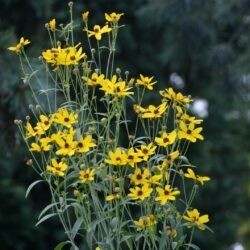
[116,68,121,74]
[101,117,107,123]
[68,1,74,7]
[73,189,80,196]
[14,119,20,125]
[26,159,33,166]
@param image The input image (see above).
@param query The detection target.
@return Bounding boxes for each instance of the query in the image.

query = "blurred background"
[1,0,250,249]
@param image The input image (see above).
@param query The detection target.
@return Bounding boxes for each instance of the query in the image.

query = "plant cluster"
[9,3,211,250]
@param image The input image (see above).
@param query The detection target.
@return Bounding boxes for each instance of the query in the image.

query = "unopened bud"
[73,189,80,196]
[116,68,121,74]
[88,125,95,133]
[45,23,49,29]
[73,67,79,75]
[26,159,33,166]
[14,119,20,125]
[101,118,107,123]
[25,116,30,121]
[68,1,74,7]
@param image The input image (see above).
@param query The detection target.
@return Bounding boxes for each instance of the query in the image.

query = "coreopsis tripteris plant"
[10,4,212,249]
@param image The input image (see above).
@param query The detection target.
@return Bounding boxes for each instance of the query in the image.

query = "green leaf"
[25,180,44,198]
[38,202,58,220]
[72,217,83,240]
[184,243,200,250]
[54,241,71,250]
[172,242,178,249]
[35,213,57,226]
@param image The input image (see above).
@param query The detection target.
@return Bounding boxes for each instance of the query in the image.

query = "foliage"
[10,5,211,249]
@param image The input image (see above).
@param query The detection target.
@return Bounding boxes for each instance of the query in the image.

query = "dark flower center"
[136,174,142,180]
[137,190,143,196]
[163,138,169,143]
[164,190,169,195]
[84,174,89,179]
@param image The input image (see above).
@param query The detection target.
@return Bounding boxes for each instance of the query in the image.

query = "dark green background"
[1,0,250,249]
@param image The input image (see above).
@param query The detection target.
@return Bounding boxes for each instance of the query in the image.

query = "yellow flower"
[52,108,78,128]
[35,115,52,132]
[134,214,157,231]
[8,37,30,54]
[42,47,58,66]
[178,113,203,125]
[75,135,96,153]
[183,209,209,230]
[178,121,204,143]
[105,12,124,23]
[29,137,52,152]
[57,44,85,66]
[155,130,177,147]
[130,168,150,185]
[184,168,210,185]
[46,158,68,176]
[135,102,167,119]
[25,122,44,139]
[159,87,192,105]
[133,104,146,116]
[105,148,127,166]
[82,72,105,87]
[79,168,95,183]
[136,74,157,90]
[55,133,76,156]
[106,192,120,201]
[82,11,89,22]
[49,18,56,31]
[84,25,112,40]
[99,75,133,97]
[162,150,180,168]
[155,185,180,205]
[148,173,163,185]
[126,147,143,167]
[128,184,153,200]
[42,44,85,66]
[136,142,156,161]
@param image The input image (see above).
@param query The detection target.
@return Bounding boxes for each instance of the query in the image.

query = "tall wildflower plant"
[9,3,211,250]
